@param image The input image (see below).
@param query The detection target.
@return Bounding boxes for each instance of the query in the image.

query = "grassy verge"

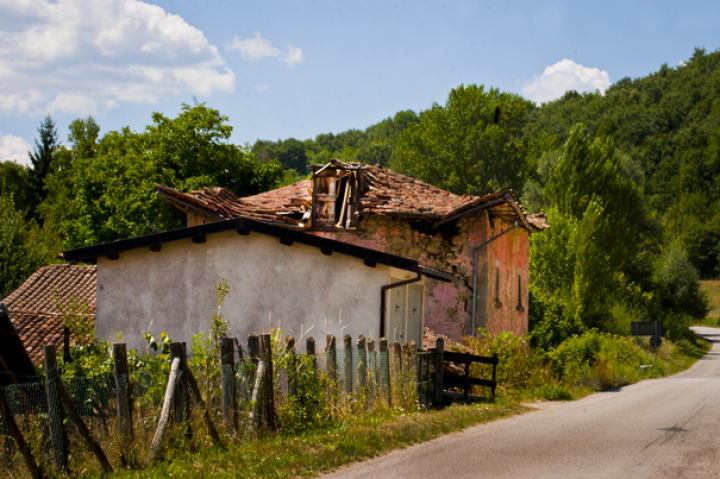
[102,402,528,479]
[33,329,710,479]
[462,329,712,403]
[101,333,709,479]
[698,280,720,324]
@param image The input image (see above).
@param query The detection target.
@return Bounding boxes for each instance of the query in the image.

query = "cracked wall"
[317,213,530,340]
[186,210,530,340]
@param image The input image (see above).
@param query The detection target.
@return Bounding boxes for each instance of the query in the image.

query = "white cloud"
[256,84,269,93]
[0,134,32,166]
[283,45,304,66]
[0,0,235,116]
[521,59,611,104]
[226,33,303,67]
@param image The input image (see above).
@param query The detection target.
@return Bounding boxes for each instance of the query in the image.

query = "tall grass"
[462,328,709,401]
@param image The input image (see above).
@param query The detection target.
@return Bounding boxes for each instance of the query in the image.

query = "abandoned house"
[155,159,548,341]
[62,217,454,354]
[1,264,96,364]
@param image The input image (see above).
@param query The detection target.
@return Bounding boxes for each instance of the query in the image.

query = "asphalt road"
[323,326,720,479]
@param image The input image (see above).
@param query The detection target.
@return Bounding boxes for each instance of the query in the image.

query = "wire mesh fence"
[0,333,436,478]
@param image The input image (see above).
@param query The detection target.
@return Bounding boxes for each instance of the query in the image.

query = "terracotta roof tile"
[157,160,548,232]
[2,264,96,364]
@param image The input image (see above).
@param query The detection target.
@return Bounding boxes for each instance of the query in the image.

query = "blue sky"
[2,0,720,165]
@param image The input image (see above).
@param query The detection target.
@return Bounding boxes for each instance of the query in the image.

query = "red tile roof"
[2,264,96,364]
[157,160,548,232]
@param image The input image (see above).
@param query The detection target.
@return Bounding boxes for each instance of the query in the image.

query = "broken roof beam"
[432,197,506,230]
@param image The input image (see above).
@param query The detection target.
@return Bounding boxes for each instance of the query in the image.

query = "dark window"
[517,274,525,312]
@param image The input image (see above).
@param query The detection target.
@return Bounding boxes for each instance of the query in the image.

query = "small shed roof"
[2,264,96,364]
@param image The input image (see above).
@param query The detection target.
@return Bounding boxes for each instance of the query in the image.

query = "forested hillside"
[254,48,720,281]
[2,48,718,344]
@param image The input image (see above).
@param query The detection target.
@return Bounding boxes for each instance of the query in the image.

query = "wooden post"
[170,342,191,439]
[113,343,133,457]
[357,335,367,391]
[63,326,72,363]
[393,340,402,378]
[285,335,296,399]
[248,335,260,367]
[433,338,444,408]
[492,352,498,397]
[306,336,316,372]
[169,343,183,424]
[149,357,181,462]
[247,334,260,400]
[326,335,337,382]
[220,337,237,435]
[259,334,278,432]
[464,352,471,401]
[0,387,44,479]
[379,338,390,405]
[367,338,376,403]
[343,334,353,394]
[44,345,68,475]
[249,360,265,431]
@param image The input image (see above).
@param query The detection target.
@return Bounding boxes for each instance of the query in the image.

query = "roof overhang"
[62,216,455,282]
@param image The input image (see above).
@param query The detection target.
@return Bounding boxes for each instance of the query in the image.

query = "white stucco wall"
[96,230,391,354]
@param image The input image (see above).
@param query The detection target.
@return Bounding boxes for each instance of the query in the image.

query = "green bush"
[532,384,572,401]
[278,355,332,434]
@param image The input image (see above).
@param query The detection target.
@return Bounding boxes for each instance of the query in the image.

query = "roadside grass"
[696,280,720,326]
[110,332,708,479]
[34,329,711,479]
[99,402,528,479]
[462,329,712,403]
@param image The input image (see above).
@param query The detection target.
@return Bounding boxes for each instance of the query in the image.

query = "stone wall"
[316,213,531,340]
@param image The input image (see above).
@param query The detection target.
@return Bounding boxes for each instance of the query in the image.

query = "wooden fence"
[431,338,499,404]
[0,332,427,477]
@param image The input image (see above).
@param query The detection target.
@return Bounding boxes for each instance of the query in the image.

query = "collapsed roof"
[157,159,548,232]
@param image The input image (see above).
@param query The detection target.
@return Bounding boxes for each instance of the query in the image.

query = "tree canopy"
[393,85,534,195]
[40,104,283,248]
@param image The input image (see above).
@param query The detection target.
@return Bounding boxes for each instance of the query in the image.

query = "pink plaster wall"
[484,219,530,336]
[312,214,530,341]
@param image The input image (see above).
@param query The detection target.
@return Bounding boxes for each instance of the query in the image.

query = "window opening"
[494,268,501,306]
[517,274,525,312]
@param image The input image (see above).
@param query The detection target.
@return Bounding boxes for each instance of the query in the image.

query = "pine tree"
[27,114,59,219]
